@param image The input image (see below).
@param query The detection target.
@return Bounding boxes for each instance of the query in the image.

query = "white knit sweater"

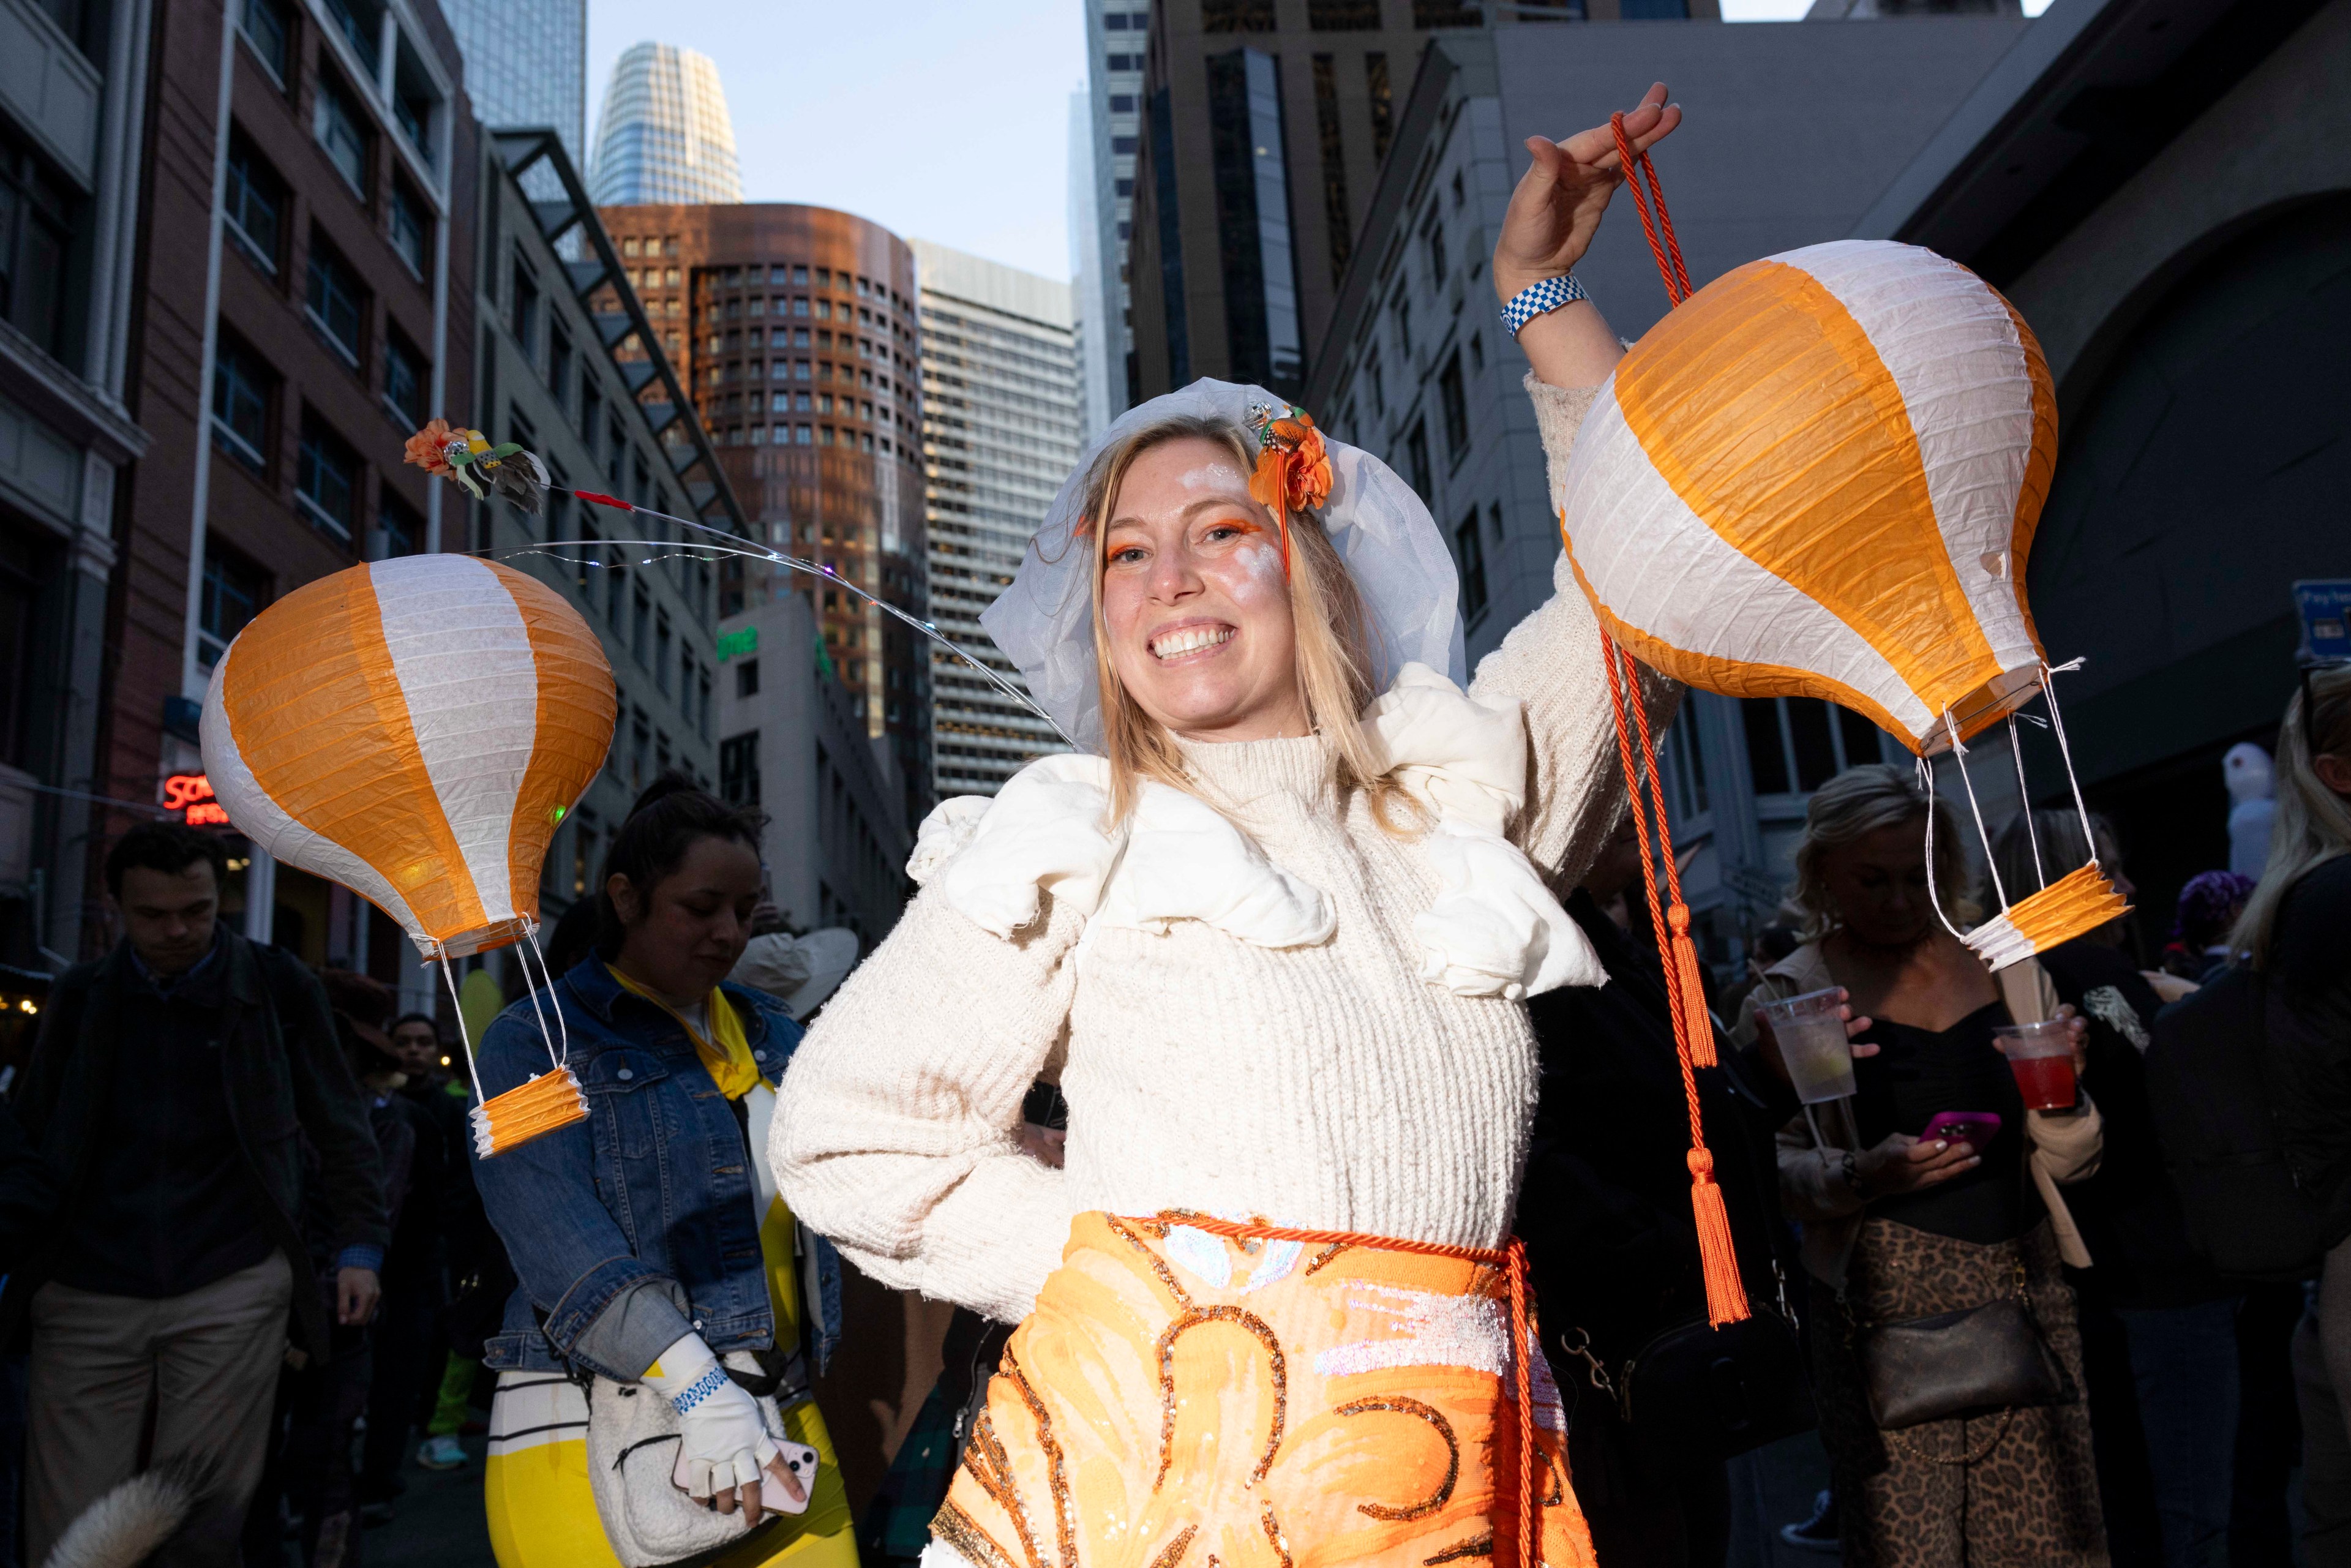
[771,377,1635,1324]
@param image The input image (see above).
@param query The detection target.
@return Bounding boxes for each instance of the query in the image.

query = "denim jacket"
[471,956,842,1381]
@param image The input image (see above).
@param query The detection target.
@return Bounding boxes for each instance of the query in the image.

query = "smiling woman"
[774,84,1695,1568]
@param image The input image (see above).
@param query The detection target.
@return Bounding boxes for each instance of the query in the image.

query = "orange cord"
[1599,630,1750,1330]
[1608,111,1692,306]
[1155,1214,1544,1568]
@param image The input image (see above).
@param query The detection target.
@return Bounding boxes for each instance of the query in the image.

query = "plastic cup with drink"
[1758,986,1857,1106]
[1997,1019,2078,1111]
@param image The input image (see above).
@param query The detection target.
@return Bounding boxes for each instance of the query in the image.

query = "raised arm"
[1471,84,1684,885]
[770,883,1082,1324]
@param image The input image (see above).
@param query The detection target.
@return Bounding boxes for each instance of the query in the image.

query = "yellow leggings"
[484,1370,858,1568]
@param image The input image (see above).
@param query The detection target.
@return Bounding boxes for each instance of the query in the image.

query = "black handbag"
[1848,1258,2063,1432]
[1558,1259,1817,1466]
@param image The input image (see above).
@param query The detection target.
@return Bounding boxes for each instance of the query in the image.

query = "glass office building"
[588,42,745,207]
[439,0,587,162]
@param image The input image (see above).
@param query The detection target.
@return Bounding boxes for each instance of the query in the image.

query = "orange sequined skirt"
[934,1212,1595,1568]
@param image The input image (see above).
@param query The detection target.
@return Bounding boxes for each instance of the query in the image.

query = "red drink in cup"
[1996,1021,2077,1111]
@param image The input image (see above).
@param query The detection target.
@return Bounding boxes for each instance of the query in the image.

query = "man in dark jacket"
[7,824,388,1567]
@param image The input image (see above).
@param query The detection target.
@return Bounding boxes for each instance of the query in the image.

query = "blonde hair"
[1080,415,1408,827]
[1787,763,1978,942]
[2233,666,2351,966]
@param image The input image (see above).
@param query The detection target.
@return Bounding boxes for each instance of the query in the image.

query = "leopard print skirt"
[1807,1218,2109,1568]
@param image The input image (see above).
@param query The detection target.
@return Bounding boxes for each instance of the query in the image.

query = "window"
[697,669,712,740]
[1455,507,1488,626]
[1365,53,1393,163]
[1202,0,1275,29]
[382,329,424,424]
[1311,55,1350,285]
[1206,47,1302,392]
[1414,0,1483,23]
[1742,697,1884,795]
[571,808,600,897]
[224,141,283,270]
[656,615,673,694]
[1109,94,1136,113]
[1424,212,1448,284]
[1404,419,1431,502]
[393,81,433,167]
[511,260,540,359]
[323,0,380,72]
[240,0,291,81]
[1468,331,1483,374]
[377,491,422,558]
[736,658,759,697]
[720,733,760,808]
[1111,135,1138,156]
[631,588,650,664]
[1438,350,1468,463]
[1622,0,1690,13]
[0,135,73,358]
[548,322,573,407]
[604,557,624,624]
[389,181,427,276]
[1308,0,1381,26]
[580,380,603,451]
[211,336,272,471]
[312,75,369,195]
[305,238,364,364]
[297,414,359,538]
[1103,9,1128,25]
[198,542,269,667]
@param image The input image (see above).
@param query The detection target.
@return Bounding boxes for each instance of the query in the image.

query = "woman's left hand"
[1492,83,1683,305]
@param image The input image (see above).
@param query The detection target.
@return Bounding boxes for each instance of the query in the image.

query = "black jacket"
[5,932,389,1360]
[2260,857,2351,1244]
[1517,890,1796,1373]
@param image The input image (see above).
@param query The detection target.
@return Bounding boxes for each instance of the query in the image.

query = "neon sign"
[165,773,230,827]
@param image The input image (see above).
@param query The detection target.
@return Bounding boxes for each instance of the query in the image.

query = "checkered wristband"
[669,1366,730,1416]
[1499,274,1589,338]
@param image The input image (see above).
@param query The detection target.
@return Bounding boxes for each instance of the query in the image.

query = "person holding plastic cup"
[1731,763,2104,1567]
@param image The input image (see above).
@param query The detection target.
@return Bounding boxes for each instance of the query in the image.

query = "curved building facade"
[589,43,744,207]
[599,203,930,823]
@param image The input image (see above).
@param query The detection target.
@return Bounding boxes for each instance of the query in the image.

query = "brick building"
[100,0,477,973]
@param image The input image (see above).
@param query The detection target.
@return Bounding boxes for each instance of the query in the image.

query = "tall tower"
[589,43,746,208]
[439,0,588,164]
[909,241,1081,798]
[1077,0,1150,427]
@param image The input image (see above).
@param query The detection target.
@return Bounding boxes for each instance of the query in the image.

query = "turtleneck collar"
[1174,732,1337,811]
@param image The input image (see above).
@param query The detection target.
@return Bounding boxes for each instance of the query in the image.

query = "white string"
[2008,711,2045,891]
[437,950,487,1103]
[517,920,573,1069]
[510,920,563,1074]
[2039,660,2098,866]
[1946,708,2009,913]
[1916,756,1972,942]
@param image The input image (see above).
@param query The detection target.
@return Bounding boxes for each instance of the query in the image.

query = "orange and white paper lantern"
[1557,239,2057,756]
[200,554,616,1151]
[1558,239,2122,965]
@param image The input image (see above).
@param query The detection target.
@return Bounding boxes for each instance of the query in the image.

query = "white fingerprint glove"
[640,1332,777,1501]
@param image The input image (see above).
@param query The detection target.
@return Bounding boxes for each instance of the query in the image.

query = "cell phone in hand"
[760,1441,819,1516]
[1921,1111,2001,1152]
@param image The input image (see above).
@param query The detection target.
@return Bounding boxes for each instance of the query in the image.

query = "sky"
[585,0,1087,282]
[586,1,2050,285]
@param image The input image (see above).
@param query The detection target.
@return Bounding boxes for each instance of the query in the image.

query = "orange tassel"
[1688,1148,1751,1327]
[1667,904,1715,1067]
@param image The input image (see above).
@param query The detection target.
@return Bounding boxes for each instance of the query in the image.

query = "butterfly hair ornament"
[404,418,551,514]
[1242,400,1334,580]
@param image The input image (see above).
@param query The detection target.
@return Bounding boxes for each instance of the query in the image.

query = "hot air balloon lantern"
[200,553,617,1158]
[1558,236,2127,973]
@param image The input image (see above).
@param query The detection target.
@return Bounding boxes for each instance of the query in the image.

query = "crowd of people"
[1,77,2347,1568]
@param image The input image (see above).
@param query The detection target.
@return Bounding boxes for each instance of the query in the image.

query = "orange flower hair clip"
[1245,401,1332,580]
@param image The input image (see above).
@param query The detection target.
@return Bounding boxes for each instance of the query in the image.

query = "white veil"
[981,378,1466,752]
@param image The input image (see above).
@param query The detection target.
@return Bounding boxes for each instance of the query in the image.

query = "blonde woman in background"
[1736,764,2105,1568]
[2235,669,2351,1555]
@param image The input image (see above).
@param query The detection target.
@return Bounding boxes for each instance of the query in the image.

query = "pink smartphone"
[1921,1111,2002,1151]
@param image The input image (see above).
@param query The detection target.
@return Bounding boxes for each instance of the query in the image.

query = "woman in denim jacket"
[470,777,854,1568]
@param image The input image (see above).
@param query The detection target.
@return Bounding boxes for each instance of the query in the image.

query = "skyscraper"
[1076,1,1150,429]
[440,0,588,162]
[596,203,934,825]
[589,43,745,208]
[910,241,1081,797]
